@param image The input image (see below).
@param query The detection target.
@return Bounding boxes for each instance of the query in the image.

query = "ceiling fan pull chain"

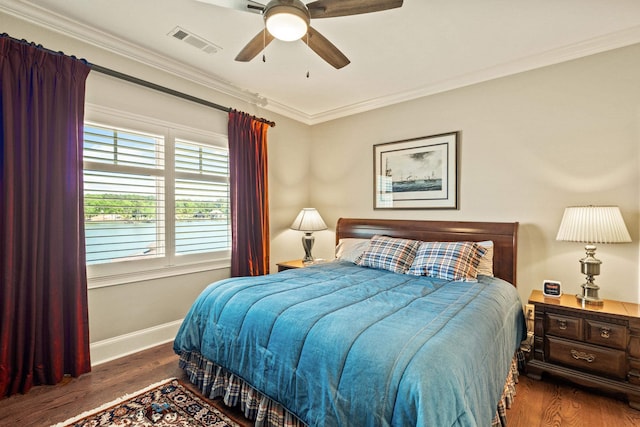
[306,33,310,78]
[228,0,401,69]
[262,27,267,62]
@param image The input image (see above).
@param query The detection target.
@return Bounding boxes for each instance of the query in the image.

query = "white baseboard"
[90,319,183,366]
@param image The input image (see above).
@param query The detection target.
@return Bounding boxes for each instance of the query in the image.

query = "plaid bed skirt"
[178,350,522,427]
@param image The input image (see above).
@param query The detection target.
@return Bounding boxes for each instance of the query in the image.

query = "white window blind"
[83,124,231,269]
[174,140,230,255]
[83,124,165,264]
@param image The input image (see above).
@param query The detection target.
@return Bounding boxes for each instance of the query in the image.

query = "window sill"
[87,258,230,289]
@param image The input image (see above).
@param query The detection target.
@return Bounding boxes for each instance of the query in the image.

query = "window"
[84,125,166,264]
[174,139,230,255]
[83,119,230,285]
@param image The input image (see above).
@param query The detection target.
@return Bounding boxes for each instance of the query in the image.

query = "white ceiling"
[3,0,640,124]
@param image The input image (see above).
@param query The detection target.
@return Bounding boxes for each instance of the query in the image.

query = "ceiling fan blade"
[193,0,265,14]
[307,0,403,19]
[303,26,350,69]
[235,29,275,62]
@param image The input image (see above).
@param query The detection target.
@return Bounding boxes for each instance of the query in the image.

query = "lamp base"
[576,293,604,306]
[575,280,603,306]
[575,245,603,305]
[301,233,315,263]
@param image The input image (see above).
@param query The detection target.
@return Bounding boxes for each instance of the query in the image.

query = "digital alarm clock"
[543,280,562,297]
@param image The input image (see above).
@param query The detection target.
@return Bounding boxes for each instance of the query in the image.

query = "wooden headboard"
[335,218,519,286]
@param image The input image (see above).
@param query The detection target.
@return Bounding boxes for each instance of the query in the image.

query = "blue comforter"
[174,261,525,426]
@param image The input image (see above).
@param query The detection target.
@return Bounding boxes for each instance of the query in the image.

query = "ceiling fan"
[195,0,404,69]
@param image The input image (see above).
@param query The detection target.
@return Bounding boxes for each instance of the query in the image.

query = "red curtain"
[228,110,270,276]
[0,36,91,397]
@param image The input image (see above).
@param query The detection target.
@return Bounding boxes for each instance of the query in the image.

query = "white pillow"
[476,240,494,277]
[335,238,371,263]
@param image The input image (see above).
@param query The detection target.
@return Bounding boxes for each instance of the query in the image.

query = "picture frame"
[373,131,459,210]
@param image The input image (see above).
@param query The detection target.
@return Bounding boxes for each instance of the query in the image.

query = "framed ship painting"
[373,132,459,209]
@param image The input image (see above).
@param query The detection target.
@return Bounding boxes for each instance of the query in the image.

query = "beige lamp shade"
[556,205,631,305]
[556,206,631,244]
[290,208,327,263]
[290,208,327,232]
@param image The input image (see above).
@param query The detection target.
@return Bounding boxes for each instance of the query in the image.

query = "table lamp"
[290,208,327,263]
[556,206,631,305]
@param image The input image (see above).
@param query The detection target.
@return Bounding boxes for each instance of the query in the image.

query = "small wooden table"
[527,290,640,409]
[276,259,330,272]
[276,259,306,272]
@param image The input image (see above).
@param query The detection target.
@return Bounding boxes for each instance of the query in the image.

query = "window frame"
[84,105,231,289]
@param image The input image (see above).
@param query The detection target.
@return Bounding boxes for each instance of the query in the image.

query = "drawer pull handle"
[600,327,611,339]
[558,320,568,330]
[571,349,595,363]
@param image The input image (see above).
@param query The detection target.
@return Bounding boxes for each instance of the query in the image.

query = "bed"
[174,218,526,426]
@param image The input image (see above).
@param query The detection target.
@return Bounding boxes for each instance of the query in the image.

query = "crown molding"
[3,1,640,126]
[303,24,640,125]
[0,0,268,107]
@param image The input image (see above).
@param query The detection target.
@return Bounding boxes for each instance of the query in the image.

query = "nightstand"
[276,259,306,272]
[277,259,329,272]
[527,289,640,409]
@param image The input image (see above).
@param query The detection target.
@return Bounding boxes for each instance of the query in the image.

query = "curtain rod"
[90,64,275,128]
[1,33,275,127]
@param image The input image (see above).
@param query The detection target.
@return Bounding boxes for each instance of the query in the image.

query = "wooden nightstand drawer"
[527,290,640,409]
[585,319,628,350]
[545,313,583,340]
[547,336,627,379]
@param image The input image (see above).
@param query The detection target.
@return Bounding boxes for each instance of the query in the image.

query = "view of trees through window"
[83,123,230,265]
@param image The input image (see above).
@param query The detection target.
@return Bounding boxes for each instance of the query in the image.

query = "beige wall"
[2,13,310,348]
[5,10,640,356]
[307,44,640,305]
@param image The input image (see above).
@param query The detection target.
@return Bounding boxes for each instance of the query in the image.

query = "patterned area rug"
[52,378,241,427]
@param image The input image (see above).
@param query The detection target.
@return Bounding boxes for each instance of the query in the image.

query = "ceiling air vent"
[168,26,222,54]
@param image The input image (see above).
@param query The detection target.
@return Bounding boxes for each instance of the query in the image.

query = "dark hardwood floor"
[0,343,250,427]
[509,373,640,427]
[1,342,639,426]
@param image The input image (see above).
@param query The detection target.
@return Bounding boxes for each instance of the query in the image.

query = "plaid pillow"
[407,241,487,281]
[356,235,420,274]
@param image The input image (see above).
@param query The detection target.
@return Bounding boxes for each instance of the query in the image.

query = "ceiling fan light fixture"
[264,1,309,42]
